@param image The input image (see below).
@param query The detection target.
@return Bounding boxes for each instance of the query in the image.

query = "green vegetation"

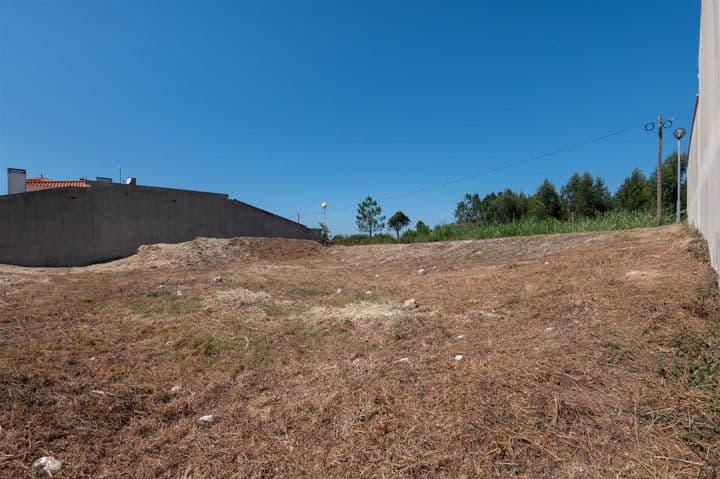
[317,222,331,246]
[333,211,669,245]
[190,333,226,357]
[387,211,411,239]
[334,152,687,245]
[355,196,385,237]
[72,329,89,345]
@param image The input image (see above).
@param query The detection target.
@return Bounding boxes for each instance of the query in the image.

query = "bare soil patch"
[0,225,718,478]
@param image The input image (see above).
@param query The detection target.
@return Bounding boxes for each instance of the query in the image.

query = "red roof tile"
[25,177,89,192]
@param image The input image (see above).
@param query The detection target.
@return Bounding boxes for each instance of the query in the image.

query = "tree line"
[334,152,686,243]
[454,152,686,225]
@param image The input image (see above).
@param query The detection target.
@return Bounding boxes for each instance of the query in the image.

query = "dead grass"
[0,225,718,477]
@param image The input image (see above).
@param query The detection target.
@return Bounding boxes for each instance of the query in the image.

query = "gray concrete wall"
[0,182,316,266]
[688,0,720,274]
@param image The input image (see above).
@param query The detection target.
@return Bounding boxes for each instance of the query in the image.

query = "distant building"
[1,167,316,266]
[7,168,92,193]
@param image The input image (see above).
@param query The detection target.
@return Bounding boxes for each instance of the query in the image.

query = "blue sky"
[0,0,701,234]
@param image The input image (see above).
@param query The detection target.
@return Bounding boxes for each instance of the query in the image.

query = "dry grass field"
[1,225,719,478]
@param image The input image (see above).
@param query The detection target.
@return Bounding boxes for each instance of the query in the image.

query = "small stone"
[212,276,223,284]
[396,357,410,363]
[417,268,427,275]
[336,288,343,295]
[33,456,62,475]
[170,385,182,394]
[375,274,379,278]
[544,261,550,265]
[176,290,183,296]
[456,335,464,340]
[403,298,419,309]
[157,285,165,290]
[199,414,217,424]
[365,290,373,296]
[453,354,464,361]
[91,389,107,395]
[89,357,96,361]
[544,327,553,332]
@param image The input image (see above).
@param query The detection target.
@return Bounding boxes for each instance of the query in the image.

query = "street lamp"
[673,128,686,223]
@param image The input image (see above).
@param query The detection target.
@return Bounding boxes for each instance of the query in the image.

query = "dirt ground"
[1,225,719,478]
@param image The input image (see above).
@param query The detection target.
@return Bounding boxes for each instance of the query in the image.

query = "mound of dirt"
[94,236,324,271]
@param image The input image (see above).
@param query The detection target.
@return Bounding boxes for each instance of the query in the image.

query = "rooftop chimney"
[7,168,26,194]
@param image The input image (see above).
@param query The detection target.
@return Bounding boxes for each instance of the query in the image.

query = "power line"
[293,114,691,220]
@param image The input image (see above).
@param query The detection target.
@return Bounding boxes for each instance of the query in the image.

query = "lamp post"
[673,128,686,223]
[321,202,327,229]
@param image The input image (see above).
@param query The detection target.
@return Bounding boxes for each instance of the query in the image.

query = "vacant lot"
[1,225,718,478]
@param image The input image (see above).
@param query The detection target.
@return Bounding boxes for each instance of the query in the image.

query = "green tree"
[483,189,528,223]
[528,180,564,219]
[355,196,386,237]
[455,193,483,224]
[415,220,431,236]
[388,211,411,239]
[648,151,688,213]
[317,222,330,246]
[615,168,652,212]
[561,172,612,218]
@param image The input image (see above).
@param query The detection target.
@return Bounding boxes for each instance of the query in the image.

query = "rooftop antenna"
[117,166,122,183]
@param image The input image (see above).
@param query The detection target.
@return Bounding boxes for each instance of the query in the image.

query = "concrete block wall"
[0,183,316,266]
[688,0,720,274]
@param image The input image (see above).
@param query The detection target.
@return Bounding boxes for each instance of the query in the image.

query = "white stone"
[365,290,373,296]
[403,298,419,309]
[176,290,183,296]
[212,276,223,283]
[417,268,427,275]
[375,274,379,278]
[33,456,62,475]
[336,288,343,295]
[396,357,410,363]
[456,335,464,340]
[544,261,550,265]
[453,354,464,361]
[91,389,106,395]
[170,385,182,394]
[198,414,217,424]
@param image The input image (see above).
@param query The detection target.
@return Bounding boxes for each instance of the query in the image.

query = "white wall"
[688,0,720,273]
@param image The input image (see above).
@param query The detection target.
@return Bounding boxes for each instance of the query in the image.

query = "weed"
[72,330,88,345]
[190,333,226,358]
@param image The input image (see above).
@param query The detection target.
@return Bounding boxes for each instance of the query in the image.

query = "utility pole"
[645,115,673,226]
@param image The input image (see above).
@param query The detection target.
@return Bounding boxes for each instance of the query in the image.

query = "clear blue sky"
[0,0,701,234]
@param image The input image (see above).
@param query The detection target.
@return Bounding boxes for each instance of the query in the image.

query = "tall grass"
[332,211,673,245]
